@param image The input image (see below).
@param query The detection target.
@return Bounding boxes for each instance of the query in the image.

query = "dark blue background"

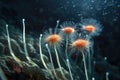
[0,0,120,68]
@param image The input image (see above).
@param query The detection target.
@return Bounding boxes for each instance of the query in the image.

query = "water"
[0,0,120,80]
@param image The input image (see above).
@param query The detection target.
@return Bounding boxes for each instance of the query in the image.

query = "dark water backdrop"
[0,0,120,79]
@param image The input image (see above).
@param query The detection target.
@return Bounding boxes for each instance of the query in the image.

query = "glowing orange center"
[62,27,75,34]
[84,25,95,32]
[72,39,88,49]
[46,34,61,44]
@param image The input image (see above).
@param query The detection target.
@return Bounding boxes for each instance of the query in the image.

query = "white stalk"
[39,34,54,79]
[81,51,89,80]
[106,72,109,80]
[6,24,22,67]
[54,20,60,34]
[54,45,67,80]
[66,59,73,80]
[45,44,58,80]
[88,47,92,78]
[0,67,7,80]
[22,19,31,62]
[92,77,95,80]
[22,19,38,67]
[65,35,73,80]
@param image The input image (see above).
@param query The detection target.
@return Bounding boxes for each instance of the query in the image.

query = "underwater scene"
[0,0,120,80]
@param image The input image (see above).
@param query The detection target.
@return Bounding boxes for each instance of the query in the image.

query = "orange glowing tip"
[83,25,95,32]
[62,27,75,34]
[72,39,89,49]
[45,34,61,44]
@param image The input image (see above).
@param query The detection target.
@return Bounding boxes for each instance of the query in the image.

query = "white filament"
[39,34,54,79]
[45,44,58,80]
[6,24,22,67]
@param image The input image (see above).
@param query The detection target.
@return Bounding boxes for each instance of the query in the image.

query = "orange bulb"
[83,25,95,32]
[45,34,61,44]
[72,39,89,49]
[62,27,75,34]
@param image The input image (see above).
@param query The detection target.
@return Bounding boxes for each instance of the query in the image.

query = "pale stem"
[81,51,89,80]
